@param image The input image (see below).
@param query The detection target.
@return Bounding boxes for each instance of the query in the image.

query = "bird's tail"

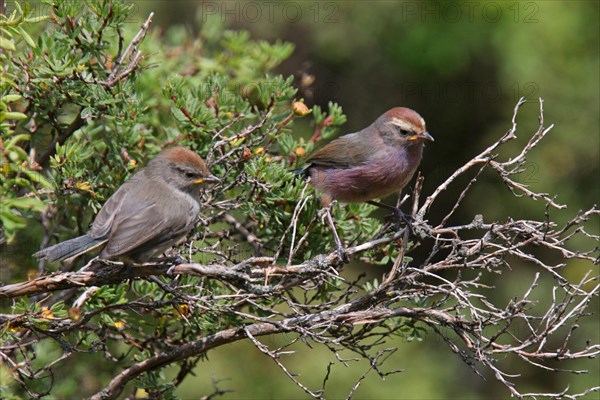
[33,234,107,263]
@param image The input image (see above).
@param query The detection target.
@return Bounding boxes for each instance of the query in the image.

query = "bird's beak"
[194,174,220,185]
[422,131,435,142]
[408,131,434,142]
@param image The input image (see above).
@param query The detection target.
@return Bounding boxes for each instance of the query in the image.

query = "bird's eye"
[174,165,200,179]
[400,129,410,136]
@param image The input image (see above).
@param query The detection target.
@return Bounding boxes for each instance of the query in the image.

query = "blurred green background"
[124,1,598,398]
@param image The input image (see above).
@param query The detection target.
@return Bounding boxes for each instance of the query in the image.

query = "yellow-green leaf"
[0,35,16,51]
[2,94,22,103]
[2,111,27,120]
[26,16,50,23]
[17,27,35,48]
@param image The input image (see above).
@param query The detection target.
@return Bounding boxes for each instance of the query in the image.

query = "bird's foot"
[367,200,414,235]
[318,202,334,224]
[319,202,349,263]
[384,208,414,235]
[148,255,187,265]
[336,244,349,263]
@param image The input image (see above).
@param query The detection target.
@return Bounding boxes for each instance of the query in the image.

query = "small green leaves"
[364,278,380,292]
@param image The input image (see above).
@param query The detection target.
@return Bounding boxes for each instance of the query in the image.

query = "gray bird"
[34,147,219,263]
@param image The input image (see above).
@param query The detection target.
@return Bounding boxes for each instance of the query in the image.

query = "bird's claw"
[166,265,177,275]
[319,202,349,263]
[169,255,187,265]
[384,209,415,235]
[336,245,349,263]
[149,255,187,265]
[318,203,334,224]
[319,210,327,225]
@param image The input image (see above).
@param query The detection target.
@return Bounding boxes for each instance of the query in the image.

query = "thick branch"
[89,305,461,400]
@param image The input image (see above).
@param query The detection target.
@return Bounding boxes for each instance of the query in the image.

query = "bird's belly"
[314,160,418,203]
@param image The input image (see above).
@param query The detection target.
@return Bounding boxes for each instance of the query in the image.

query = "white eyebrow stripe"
[389,118,416,131]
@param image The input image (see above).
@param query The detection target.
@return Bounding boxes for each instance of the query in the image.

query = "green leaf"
[25,16,50,23]
[17,26,36,48]
[1,111,27,120]
[0,35,16,51]
[1,94,22,103]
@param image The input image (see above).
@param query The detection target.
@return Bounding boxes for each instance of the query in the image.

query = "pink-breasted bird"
[302,107,434,261]
[34,147,219,264]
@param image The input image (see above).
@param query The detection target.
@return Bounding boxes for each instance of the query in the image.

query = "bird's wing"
[90,177,140,239]
[89,175,198,259]
[306,133,372,169]
[99,197,197,259]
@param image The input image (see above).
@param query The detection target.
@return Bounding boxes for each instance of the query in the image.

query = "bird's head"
[376,107,434,148]
[149,147,220,193]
